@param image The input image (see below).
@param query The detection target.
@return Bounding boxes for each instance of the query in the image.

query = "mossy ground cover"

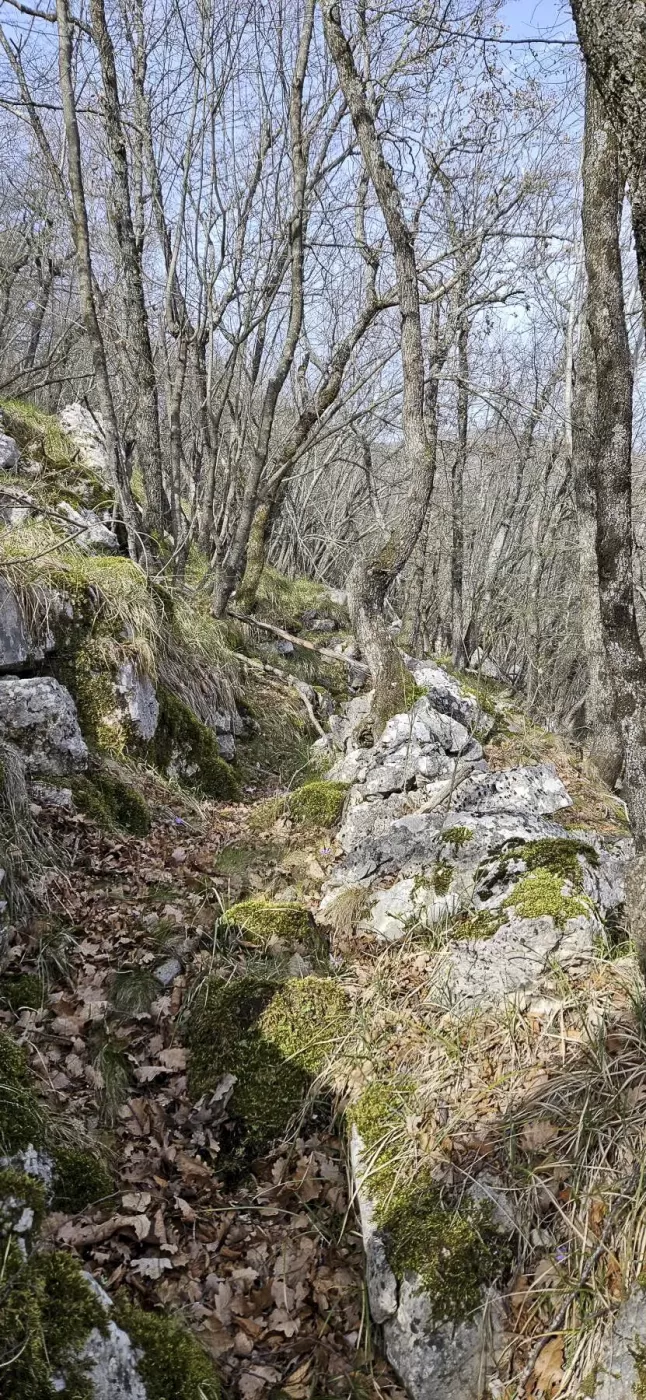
[221,897,325,957]
[147,688,240,801]
[0,397,110,511]
[249,779,348,832]
[0,1242,107,1400]
[112,1299,220,1400]
[187,974,348,1171]
[72,769,151,834]
[351,1080,510,1323]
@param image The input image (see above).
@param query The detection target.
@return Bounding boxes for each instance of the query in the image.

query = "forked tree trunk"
[581,75,646,843]
[571,316,623,785]
[322,1,434,732]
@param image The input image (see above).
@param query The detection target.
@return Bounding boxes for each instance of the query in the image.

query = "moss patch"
[288,781,348,829]
[0,1168,47,1235]
[503,869,592,927]
[441,826,474,851]
[432,862,453,896]
[112,1298,220,1400]
[148,688,240,801]
[187,974,348,1170]
[222,898,323,956]
[0,1030,47,1152]
[351,1079,509,1323]
[51,1146,114,1213]
[500,836,599,889]
[72,770,151,834]
[0,973,46,1012]
[0,1244,106,1399]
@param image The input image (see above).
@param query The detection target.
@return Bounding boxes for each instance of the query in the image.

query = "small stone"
[171,847,187,864]
[154,957,182,987]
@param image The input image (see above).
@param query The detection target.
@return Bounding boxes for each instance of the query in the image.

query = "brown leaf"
[531,1336,564,1396]
[520,1120,559,1152]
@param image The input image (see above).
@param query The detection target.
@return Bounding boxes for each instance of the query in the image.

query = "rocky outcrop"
[591,1289,646,1398]
[315,660,631,1400]
[0,675,88,774]
[0,429,20,470]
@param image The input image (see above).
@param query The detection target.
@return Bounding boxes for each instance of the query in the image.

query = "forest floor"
[1,772,406,1400]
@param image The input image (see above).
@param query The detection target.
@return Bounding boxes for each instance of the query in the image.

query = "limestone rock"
[453,763,571,818]
[0,578,30,672]
[115,662,159,741]
[0,675,88,774]
[0,482,34,526]
[59,402,109,482]
[383,1277,506,1400]
[31,781,75,812]
[408,659,484,731]
[437,911,597,1012]
[0,431,20,470]
[57,500,118,552]
[350,1128,398,1323]
[591,1288,646,1399]
[79,1277,147,1400]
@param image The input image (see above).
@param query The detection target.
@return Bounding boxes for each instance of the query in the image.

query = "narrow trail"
[2,783,404,1400]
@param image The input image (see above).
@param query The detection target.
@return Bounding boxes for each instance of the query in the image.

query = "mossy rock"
[71,770,151,835]
[0,1243,107,1399]
[186,974,348,1171]
[222,898,325,957]
[0,397,110,512]
[351,1080,511,1324]
[0,1031,47,1152]
[0,1167,47,1236]
[499,835,599,889]
[441,825,474,850]
[148,688,240,801]
[288,780,348,828]
[0,973,46,1013]
[503,868,592,927]
[112,1298,220,1400]
[51,1145,114,1213]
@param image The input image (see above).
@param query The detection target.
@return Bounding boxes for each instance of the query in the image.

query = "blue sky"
[498,0,575,40]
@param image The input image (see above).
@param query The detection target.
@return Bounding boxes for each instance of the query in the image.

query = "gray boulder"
[0,676,88,774]
[0,578,30,672]
[591,1288,646,1399]
[453,763,571,818]
[57,500,117,552]
[115,662,159,741]
[0,431,20,470]
[436,910,597,1013]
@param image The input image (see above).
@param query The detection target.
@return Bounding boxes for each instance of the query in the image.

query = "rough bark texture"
[89,0,166,538]
[571,317,623,786]
[322,0,434,731]
[570,1,646,343]
[55,0,140,555]
[451,309,468,666]
[581,75,646,844]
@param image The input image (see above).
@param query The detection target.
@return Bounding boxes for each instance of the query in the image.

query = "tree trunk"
[571,316,623,785]
[55,0,140,556]
[89,0,166,539]
[322,0,434,731]
[581,74,646,843]
[570,2,646,347]
[451,310,469,666]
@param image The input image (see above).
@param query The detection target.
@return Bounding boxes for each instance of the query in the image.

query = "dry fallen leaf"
[531,1336,564,1396]
[520,1120,559,1152]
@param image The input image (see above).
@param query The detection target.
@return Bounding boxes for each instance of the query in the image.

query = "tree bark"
[571,316,623,785]
[322,0,434,731]
[55,0,140,556]
[570,2,646,345]
[581,74,646,842]
[451,308,469,666]
[88,0,166,539]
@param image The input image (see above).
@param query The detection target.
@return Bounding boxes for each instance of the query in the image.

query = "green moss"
[501,836,599,889]
[0,974,46,1012]
[255,566,347,632]
[0,1030,47,1152]
[432,862,453,896]
[113,1298,220,1400]
[0,397,111,512]
[287,780,348,829]
[0,1244,106,1399]
[148,688,240,801]
[450,908,503,941]
[247,794,288,831]
[351,1079,509,1323]
[0,1168,47,1235]
[222,898,323,955]
[71,771,151,834]
[381,1175,508,1323]
[441,826,474,850]
[503,868,592,926]
[51,1146,114,1213]
[187,974,348,1169]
